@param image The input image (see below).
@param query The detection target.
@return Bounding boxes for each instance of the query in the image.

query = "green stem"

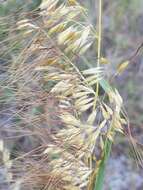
[94,140,112,190]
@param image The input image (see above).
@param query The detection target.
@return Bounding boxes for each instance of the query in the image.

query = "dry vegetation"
[0,0,142,190]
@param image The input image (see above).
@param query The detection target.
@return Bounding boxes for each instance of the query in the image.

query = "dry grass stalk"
[0,0,127,189]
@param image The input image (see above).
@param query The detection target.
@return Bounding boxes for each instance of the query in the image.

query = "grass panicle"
[0,0,129,190]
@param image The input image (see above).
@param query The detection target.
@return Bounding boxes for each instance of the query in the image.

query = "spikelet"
[0,0,126,189]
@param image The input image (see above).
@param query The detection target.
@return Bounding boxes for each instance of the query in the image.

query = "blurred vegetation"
[84,0,143,130]
[0,0,143,190]
[0,0,41,15]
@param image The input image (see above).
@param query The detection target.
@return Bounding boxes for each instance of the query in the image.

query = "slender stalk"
[93,0,102,110]
[94,140,112,190]
[97,0,102,67]
[92,1,113,190]
[96,0,102,92]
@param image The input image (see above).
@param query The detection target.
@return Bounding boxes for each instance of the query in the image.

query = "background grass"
[0,0,143,189]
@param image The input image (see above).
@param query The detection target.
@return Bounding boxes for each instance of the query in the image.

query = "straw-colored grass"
[0,1,131,189]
